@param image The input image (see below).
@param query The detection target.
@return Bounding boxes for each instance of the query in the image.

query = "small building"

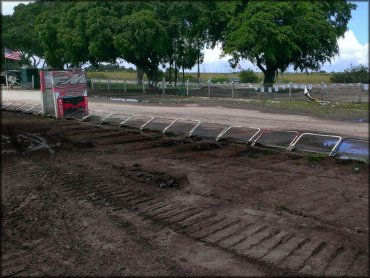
[20,65,40,89]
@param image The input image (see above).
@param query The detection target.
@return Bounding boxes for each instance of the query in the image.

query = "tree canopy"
[220,1,355,86]
[2,0,356,88]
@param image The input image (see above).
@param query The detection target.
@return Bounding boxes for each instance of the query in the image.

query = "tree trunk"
[145,67,158,93]
[169,58,172,86]
[182,67,185,85]
[263,68,276,87]
[174,61,178,87]
[136,67,144,85]
[197,39,200,84]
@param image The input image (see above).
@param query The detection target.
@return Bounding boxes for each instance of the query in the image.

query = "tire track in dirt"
[2,112,368,276]
[48,158,367,277]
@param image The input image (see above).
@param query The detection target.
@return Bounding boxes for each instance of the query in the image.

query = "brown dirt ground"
[1,111,369,277]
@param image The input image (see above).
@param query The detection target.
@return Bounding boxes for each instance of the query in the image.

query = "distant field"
[87,71,331,84]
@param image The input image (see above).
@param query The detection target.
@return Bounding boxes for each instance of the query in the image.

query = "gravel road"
[2,87,368,138]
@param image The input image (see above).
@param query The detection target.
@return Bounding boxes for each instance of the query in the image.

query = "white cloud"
[1,1,31,15]
[191,29,368,73]
[321,29,369,71]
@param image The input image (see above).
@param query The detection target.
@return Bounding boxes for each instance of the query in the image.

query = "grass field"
[87,71,332,84]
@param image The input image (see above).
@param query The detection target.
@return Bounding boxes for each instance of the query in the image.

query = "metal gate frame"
[119,115,156,130]
[217,126,261,143]
[329,137,369,157]
[251,129,300,148]
[287,132,342,155]
[1,101,15,110]
[162,118,201,136]
[189,122,230,141]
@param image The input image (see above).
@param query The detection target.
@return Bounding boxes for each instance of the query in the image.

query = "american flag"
[4,47,21,61]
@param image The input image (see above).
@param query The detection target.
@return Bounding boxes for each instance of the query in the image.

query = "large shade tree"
[220,0,355,86]
[113,9,169,90]
[2,2,48,67]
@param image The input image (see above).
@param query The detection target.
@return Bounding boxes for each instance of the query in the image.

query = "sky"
[2,1,369,73]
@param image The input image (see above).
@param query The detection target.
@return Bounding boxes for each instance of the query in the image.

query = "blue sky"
[348,1,368,45]
[2,1,369,72]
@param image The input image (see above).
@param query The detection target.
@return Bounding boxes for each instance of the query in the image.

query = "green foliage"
[220,1,355,86]
[306,153,326,164]
[239,69,259,83]
[330,65,369,83]
[210,77,229,83]
[113,9,169,87]
[2,2,47,66]
[2,0,355,86]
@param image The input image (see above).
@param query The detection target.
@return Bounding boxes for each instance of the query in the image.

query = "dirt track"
[2,88,368,138]
[1,110,368,276]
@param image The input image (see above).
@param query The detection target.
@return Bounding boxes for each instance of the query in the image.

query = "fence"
[88,78,369,103]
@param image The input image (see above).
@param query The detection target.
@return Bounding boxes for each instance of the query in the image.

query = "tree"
[35,12,64,69]
[85,3,121,67]
[113,10,169,90]
[2,2,47,67]
[58,2,92,67]
[220,1,355,86]
[330,65,369,83]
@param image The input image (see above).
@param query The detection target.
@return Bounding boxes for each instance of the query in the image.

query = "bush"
[210,76,229,83]
[239,69,259,83]
[330,65,369,83]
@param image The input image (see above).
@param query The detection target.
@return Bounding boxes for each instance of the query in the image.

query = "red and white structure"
[40,69,88,119]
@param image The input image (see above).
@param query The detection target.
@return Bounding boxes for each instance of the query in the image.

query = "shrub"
[210,76,229,83]
[239,69,259,83]
[330,65,369,83]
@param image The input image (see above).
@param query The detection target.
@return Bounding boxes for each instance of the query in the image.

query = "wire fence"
[88,78,369,103]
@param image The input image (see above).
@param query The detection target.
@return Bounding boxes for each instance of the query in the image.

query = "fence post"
[162,77,165,95]
[260,82,263,99]
[142,81,145,94]
[231,81,234,98]
[5,74,9,89]
[186,77,189,96]
[358,83,363,103]
[124,80,126,93]
[107,79,110,92]
[208,79,211,97]
[288,82,292,101]
[91,78,94,90]
[32,75,34,89]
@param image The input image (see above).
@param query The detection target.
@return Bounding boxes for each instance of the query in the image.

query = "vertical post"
[142,81,145,94]
[231,81,234,98]
[288,82,292,101]
[260,82,263,99]
[162,77,166,95]
[5,74,9,89]
[321,82,325,101]
[32,75,35,89]
[208,79,211,97]
[358,83,363,103]
[186,77,189,96]
[107,79,110,92]
[124,80,127,93]
[91,78,94,90]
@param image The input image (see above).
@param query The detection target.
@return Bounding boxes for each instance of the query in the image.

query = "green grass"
[87,71,332,84]
[249,99,368,120]
[306,153,327,164]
